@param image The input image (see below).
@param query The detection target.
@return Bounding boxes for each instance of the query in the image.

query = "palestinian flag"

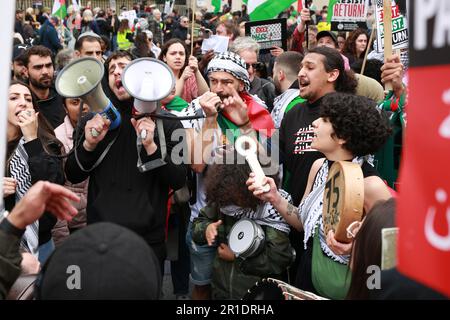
[212,0,221,14]
[52,0,67,19]
[247,0,297,21]
[217,92,275,141]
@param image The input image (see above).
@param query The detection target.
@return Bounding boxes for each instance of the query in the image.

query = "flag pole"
[191,0,196,55]
[383,0,393,91]
[361,22,375,75]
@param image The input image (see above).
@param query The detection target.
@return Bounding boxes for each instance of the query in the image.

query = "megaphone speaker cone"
[122,58,176,104]
[56,57,104,98]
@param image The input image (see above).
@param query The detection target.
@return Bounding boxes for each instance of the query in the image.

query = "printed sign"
[245,18,287,53]
[375,0,408,52]
[329,0,369,31]
[398,0,450,298]
[119,10,137,29]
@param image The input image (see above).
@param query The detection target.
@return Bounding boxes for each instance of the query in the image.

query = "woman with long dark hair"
[131,31,155,58]
[3,80,64,265]
[159,38,209,103]
[342,28,369,66]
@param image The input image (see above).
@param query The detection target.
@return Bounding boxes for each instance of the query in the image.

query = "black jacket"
[65,94,187,246]
[0,221,23,299]
[4,139,64,245]
[250,77,277,112]
[36,87,65,130]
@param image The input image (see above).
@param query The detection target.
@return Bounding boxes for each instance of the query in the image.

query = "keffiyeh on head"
[206,51,251,92]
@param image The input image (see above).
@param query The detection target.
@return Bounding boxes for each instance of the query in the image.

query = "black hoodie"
[65,89,187,246]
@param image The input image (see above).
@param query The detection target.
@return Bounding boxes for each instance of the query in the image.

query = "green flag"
[52,0,67,20]
[248,0,297,21]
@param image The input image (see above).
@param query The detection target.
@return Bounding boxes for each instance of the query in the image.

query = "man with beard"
[11,44,30,83]
[271,51,305,129]
[64,51,187,275]
[22,45,65,128]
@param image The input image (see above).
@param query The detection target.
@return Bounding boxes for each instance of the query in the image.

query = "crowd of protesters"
[2,0,447,301]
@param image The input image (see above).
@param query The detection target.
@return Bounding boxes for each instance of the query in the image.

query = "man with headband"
[178,51,275,300]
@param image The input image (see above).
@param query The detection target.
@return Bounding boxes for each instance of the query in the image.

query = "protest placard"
[328,0,369,32]
[245,18,287,53]
[398,0,450,298]
[375,0,408,52]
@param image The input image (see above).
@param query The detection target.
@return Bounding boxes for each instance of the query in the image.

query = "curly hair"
[319,92,392,156]
[204,150,278,211]
[205,160,261,211]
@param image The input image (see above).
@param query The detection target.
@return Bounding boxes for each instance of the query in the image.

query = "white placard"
[201,35,230,54]
[119,10,137,29]
[0,1,15,210]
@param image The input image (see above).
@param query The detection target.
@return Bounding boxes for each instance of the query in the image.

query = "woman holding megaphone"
[3,80,65,266]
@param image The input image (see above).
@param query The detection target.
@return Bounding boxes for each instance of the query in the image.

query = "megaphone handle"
[141,129,147,140]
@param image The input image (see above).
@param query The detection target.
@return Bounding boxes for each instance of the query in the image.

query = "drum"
[228,219,265,259]
[322,161,364,243]
[242,278,328,300]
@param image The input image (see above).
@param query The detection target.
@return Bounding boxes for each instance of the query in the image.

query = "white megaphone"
[55,57,121,131]
[121,58,175,139]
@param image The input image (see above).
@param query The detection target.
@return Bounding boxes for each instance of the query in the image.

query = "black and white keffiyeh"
[206,51,251,92]
[220,189,292,234]
[298,157,370,265]
[9,138,39,256]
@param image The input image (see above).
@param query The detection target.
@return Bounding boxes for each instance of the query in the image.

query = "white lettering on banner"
[375,0,409,52]
[415,0,450,50]
[439,88,450,138]
[425,189,450,251]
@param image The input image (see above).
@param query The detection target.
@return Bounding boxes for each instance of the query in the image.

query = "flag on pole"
[52,0,67,19]
[248,0,297,21]
[298,0,304,12]
[212,0,221,13]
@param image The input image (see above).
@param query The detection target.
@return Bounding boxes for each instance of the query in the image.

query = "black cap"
[12,44,30,62]
[38,222,162,300]
[316,30,338,47]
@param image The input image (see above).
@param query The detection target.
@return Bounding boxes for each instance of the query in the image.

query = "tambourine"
[322,161,364,243]
[228,219,265,259]
[242,278,328,300]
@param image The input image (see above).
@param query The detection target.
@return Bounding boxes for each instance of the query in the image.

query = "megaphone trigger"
[141,130,147,140]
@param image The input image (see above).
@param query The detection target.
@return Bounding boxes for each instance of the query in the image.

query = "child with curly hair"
[192,152,294,300]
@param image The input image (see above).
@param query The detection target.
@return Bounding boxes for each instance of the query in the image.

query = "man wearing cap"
[74,31,103,61]
[11,44,30,83]
[316,30,350,71]
[178,51,275,299]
